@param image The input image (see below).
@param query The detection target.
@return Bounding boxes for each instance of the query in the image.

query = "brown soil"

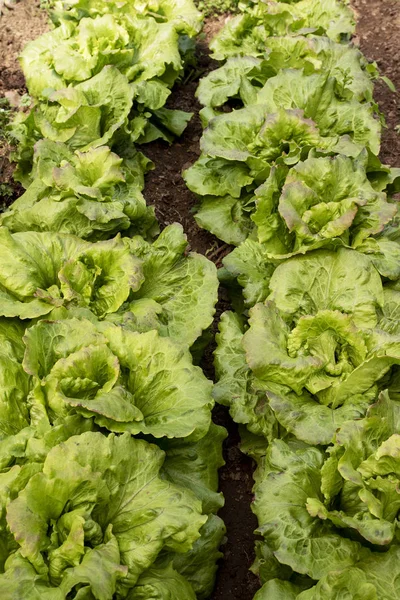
[0,0,49,95]
[138,73,218,257]
[1,1,400,599]
[352,0,400,166]
[139,18,230,257]
[0,0,49,201]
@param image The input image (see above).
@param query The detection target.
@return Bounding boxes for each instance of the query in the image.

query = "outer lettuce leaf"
[196,56,266,109]
[251,540,293,585]
[250,539,314,594]
[0,553,65,600]
[160,423,226,513]
[169,514,226,599]
[0,320,35,469]
[0,336,96,470]
[222,239,277,306]
[255,546,400,599]
[254,581,302,600]
[252,439,368,580]
[268,247,384,328]
[2,141,157,240]
[99,325,214,439]
[134,107,193,144]
[145,427,226,598]
[127,563,197,599]
[378,287,400,335]
[264,383,373,447]
[24,318,213,440]
[298,546,400,600]
[183,154,254,199]
[213,311,278,441]
[192,192,255,246]
[6,432,206,589]
[109,224,218,346]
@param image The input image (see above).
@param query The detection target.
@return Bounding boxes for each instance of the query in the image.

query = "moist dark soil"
[1,2,400,599]
[139,19,230,257]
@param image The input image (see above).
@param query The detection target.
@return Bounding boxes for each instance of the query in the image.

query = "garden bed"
[0,1,399,597]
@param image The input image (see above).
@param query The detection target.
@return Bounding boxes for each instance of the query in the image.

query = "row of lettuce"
[184,0,400,598]
[0,1,228,599]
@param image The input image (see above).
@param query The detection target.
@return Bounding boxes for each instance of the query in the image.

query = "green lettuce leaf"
[268,247,383,328]
[6,432,206,589]
[193,193,255,246]
[252,439,368,580]
[0,553,65,600]
[199,36,376,108]
[0,320,32,468]
[298,546,400,600]
[24,317,213,439]
[254,546,400,599]
[213,311,278,441]
[222,239,276,306]
[244,301,400,412]
[20,15,184,97]
[2,141,157,240]
[48,0,203,37]
[0,229,143,319]
[109,224,218,346]
[254,580,302,600]
[210,0,355,61]
[127,563,196,599]
[160,423,226,513]
[169,514,226,599]
[11,66,133,179]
